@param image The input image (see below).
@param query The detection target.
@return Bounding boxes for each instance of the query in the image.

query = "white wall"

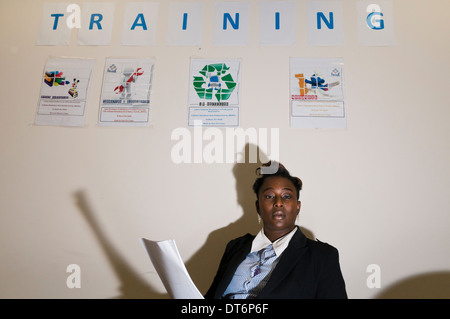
[1,0,449,299]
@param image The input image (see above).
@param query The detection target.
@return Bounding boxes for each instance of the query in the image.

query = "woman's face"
[256,176,301,238]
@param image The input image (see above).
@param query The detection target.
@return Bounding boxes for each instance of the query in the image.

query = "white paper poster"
[290,58,345,129]
[35,57,94,127]
[166,2,204,46]
[357,0,396,46]
[122,2,159,46]
[99,57,155,127]
[188,58,241,127]
[37,2,72,45]
[307,0,344,46]
[213,2,249,46]
[78,2,115,45]
[260,1,296,46]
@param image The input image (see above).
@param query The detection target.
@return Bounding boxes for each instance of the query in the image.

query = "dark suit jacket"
[205,226,347,299]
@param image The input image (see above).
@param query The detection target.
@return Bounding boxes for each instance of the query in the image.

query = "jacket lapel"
[257,227,309,298]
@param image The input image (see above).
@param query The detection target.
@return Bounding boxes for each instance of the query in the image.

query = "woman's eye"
[282,194,292,200]
[265,194,274,199]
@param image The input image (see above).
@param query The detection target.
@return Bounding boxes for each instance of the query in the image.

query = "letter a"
[66,264,81,288]
[131,13,148,30]
[366,264,381,288]
[171,128,192,164]
[66,4,81,29]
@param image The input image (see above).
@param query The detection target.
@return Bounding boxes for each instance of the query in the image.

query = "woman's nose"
[274,197,283,207]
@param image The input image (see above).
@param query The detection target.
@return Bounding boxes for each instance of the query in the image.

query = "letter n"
[223,13,239,30]
[317,12,334,29]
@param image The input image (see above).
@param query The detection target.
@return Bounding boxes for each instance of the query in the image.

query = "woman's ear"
[255,200,260,214]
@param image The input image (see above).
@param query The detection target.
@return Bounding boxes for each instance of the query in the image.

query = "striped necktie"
[223,244,279,299]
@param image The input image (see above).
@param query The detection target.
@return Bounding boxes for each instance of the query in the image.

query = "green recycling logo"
[193,63,237,101]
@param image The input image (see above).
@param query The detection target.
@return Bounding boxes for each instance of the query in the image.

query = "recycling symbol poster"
[188,58,241,127]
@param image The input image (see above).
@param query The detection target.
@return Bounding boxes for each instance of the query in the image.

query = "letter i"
[182,13,188,30]
[275,12,280,30]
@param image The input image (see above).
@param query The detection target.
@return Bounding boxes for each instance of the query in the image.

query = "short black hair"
[252,161,303,199]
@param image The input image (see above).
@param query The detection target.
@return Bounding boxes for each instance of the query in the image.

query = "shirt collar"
[251,227,298,257]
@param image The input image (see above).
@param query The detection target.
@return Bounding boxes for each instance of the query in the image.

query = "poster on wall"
[35,57,94,127]
[98,57,155,127]
[289,57,345,129]
[188,58,241,127]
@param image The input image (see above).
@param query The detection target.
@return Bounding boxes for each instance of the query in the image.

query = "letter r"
[89,13,103,30]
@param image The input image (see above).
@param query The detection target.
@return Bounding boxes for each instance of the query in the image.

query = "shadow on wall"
[74,190,168,298]
[375,271,450,299]
[73,143,312,298]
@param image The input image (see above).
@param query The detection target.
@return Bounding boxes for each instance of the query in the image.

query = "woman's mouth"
[272,211,285,219]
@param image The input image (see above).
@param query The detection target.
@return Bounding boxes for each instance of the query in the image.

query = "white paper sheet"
[213,2,249,46]
[140,238,204,299]
[259,1,296,46]
[356,0,396,46]
[306,0,344,46]
[78,2,115,45]
[166,2,204,46]
[37,2,72,45]
[122,2,159,46]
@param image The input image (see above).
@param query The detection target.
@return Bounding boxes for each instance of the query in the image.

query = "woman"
[205,162,347,299]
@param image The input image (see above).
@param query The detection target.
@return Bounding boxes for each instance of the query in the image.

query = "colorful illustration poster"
[99,57,155,126]
[188,58,241,127]
[289,58,345,129]
[35,57,94,127]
